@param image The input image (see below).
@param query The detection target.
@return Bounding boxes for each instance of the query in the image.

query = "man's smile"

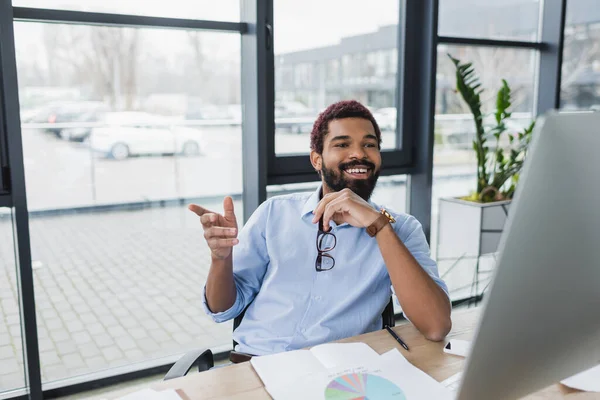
[342,164,371,179]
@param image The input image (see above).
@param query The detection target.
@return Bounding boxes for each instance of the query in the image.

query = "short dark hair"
[310,100,382,154]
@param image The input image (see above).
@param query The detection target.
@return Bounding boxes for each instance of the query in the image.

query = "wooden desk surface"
[139,308,598,399]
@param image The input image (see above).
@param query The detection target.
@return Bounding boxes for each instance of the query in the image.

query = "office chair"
[163,297,396,380]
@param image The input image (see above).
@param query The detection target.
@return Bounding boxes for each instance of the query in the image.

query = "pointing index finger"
[188,204,212,217]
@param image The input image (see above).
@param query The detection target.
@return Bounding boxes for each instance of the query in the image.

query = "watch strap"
[366,213,391,237]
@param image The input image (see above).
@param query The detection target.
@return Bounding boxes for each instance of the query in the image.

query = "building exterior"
[276,1,600,114]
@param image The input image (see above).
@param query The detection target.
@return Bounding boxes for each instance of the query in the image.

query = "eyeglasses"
[315,217,337,272]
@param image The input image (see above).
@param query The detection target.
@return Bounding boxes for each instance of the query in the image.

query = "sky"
[12,0,399,54]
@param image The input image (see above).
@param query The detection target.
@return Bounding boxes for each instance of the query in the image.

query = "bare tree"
[89,27,140,110]
[561,24,600,108]
[38,25,140,110]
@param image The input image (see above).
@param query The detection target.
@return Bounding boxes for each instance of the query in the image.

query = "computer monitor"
[456,111,600,400]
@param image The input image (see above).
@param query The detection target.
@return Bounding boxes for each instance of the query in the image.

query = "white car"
[89,112,204,160]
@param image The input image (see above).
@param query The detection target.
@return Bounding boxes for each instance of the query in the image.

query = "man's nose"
[348,145,368,159]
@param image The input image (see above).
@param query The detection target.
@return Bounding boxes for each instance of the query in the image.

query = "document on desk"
[251,343,452,400]
[251,342,381,388]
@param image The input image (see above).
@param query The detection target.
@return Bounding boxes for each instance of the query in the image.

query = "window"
[438,0,541,41]
[0,208,26,396]
[561,0,600,111]
[15,22,240,383]
[431,45,537,301]
[13,0,240,22]
[274,0,400,155]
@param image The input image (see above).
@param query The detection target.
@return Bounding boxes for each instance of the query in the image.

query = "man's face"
[310,118,382,201]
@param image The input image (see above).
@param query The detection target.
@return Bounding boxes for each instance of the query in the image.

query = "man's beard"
[321,159,380,201]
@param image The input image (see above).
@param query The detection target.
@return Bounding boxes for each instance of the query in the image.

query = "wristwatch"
[366,208,396,237]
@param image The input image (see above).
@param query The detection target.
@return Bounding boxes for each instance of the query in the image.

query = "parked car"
[25,101,108,137]
[59,111,106,142]
[89,112,205,160]
[275,101,315,134]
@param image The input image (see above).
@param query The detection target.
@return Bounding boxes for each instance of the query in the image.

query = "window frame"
[267,0,414,185]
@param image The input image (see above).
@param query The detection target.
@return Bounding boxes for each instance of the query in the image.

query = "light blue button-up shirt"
[202,186,448,356]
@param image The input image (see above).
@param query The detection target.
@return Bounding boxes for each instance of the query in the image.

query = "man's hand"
[312,188,380,231]
[189,196,239,260]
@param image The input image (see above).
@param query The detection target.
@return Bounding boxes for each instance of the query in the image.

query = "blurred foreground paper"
[561,364,600,392]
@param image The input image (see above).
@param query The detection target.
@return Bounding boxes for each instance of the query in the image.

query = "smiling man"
[190,100,451,357]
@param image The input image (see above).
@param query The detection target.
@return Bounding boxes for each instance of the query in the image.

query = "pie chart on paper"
[324,372,407,400]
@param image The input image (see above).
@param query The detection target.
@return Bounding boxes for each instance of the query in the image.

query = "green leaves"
[448,55,536,203]
[448,54,488,193]
[495,79,512,124]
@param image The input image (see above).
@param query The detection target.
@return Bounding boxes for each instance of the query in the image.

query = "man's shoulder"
[263,191,313,206]
[254,191,313,216]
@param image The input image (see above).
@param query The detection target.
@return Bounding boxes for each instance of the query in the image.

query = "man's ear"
[310,151,322,172]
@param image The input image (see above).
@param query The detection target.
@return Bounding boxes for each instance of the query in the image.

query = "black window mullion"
[405,0,439,242]
[438,35,546,50]
[240,0,271,221]
[0,0,42,398]
[13,6,247,32]
[536,0,567,114]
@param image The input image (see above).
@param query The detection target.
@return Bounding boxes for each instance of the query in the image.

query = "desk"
[122,308,598,399]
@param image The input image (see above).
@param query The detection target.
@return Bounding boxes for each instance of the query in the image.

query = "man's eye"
[335,143,349,148]
[365,143,377,148]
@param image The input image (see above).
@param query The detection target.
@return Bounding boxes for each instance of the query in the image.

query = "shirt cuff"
[201,286,243,323]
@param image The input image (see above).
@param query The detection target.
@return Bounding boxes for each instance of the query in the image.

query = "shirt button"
[313,296,322,301]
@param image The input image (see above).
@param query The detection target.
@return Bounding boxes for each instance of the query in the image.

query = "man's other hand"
[312,188,380,232]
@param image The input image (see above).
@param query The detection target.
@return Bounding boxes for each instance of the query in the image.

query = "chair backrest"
[232,297,395,348]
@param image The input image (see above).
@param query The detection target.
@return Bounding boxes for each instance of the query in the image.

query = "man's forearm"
[205,255,237,313]
[376,224,452,341]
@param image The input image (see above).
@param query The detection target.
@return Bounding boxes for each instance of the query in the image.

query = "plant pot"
[436,197,511,261]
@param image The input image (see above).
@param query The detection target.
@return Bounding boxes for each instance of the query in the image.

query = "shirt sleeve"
[394,215,450,299]
[202,199,272,323]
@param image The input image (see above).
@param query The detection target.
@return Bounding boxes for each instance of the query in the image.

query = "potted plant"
[436,55,536,266]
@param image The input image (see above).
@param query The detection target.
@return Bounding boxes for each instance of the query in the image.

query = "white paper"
[443,339,471,358]
[441,372,463,392]
[115,388,181,400]
[250,349,327,388]
[251,342,380,390]
[309,342,381,369]
[267,349,453,400]
[561,364,600,392]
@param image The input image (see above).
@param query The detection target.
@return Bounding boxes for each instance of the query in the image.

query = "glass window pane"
[274,0,400,155]
[560,0,600,111]
[0,208,26,396]
[431,45,536,301]
[13,0,240,22]
[438,0,541,41]
[15,22,240,383]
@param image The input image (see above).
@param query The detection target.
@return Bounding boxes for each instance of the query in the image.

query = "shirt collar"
[300,186,323,219]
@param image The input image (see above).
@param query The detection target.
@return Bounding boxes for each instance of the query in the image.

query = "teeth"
[346,168,368,174]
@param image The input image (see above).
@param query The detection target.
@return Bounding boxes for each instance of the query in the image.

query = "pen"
[385,325,410,351]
